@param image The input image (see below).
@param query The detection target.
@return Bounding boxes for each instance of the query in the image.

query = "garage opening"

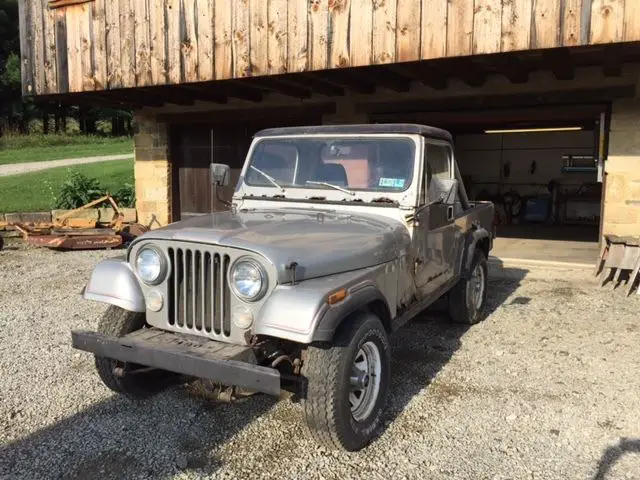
[374,104,606,265]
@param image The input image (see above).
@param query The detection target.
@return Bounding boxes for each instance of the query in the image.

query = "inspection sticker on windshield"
[379,178,405,188]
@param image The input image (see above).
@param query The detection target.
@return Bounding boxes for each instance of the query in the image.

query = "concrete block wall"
[602,98,640,238]
[133,113,172,227]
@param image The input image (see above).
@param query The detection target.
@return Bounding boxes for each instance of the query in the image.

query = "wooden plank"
[233,0,251,77]
[372,0,397,64]
[287,0,308,72]
[532,0,561,48]
[119,0,136,87]
[197,0,214,81]
[181,0,199,82]
[149,0,167,85]
[350,0,373,66]
[309,0,329,70]
[54,6,69,93]
[268,0,287,74]
[561,0,583,46]
[590,0,625,44]
[624,0,640,42]
[91,0,107,91]
[30,0,45,95]
[166,0,182,84]
[66,5,82,92]
[18,0,34,95]
[43,0,58,94]
[473,0,502,54]
[214,0,233,80]
[446,0,473,56]
[420,0,447,59]
[78,3,94,91]
[134,0,152,86]
[396,0,420,62]
[501,0,533,52]
[250,0,269,75]
[105,0,121,88]
[329,0,351,68]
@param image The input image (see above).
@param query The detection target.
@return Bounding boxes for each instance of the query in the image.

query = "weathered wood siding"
[19,0,640,96]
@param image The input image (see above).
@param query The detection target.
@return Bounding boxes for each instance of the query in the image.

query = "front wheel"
[94,306,178,399]
[301,312,390,451]
[447,249,489,324]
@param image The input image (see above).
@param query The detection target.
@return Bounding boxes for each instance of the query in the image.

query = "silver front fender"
[82,258,146,312]
[254,264,396,344]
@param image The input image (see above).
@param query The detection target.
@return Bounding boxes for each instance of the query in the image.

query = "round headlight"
[136,247,165,285]
[230,259,267,301]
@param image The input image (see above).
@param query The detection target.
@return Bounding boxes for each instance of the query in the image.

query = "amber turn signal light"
[327,288,348,305]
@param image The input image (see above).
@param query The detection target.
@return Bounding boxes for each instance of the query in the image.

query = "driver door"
[413,142,457,297]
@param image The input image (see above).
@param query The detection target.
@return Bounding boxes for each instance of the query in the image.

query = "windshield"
[243,137,416,194]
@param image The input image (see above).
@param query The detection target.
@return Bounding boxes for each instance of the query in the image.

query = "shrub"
[54,170,105,209]
[113,183,135,208]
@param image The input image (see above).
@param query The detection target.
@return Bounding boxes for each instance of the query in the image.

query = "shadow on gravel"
[0,385,277,479]
[592,438,640,480]
[382,263,528,440]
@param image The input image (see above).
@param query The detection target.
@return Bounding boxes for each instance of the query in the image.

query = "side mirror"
[210,163,230,186]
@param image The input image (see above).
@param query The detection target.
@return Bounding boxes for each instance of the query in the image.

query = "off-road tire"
[447,249,489,325]
[301,312,390,452]
[94,306,175,399]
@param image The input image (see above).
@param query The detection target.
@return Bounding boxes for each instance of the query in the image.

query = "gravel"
[1,241,639,480]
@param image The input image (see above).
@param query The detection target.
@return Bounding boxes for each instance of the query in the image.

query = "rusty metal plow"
[594,235,640,296]
[7,195,154,251]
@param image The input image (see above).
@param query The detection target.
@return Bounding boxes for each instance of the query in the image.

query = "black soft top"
[254,123,452,143]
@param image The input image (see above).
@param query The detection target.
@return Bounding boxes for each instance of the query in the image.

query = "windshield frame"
[235,134,420,205]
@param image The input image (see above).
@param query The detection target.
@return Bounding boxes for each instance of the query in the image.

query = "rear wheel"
[301,312,390,451]
[447,249,489,325]
[94,306,177,399]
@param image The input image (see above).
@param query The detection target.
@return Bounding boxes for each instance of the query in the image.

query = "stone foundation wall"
[133,113,172,227]
[602,98,640,238]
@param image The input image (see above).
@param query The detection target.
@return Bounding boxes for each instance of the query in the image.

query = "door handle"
[447,206,453,221]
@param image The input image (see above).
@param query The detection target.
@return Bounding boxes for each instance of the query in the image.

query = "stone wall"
[602,98,640,238]
[133,113,172,227]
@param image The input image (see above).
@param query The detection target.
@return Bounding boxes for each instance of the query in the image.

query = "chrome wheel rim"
[349,341,382,422]
[471,263,485,310]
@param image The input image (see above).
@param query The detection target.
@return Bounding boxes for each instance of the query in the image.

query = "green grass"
[0,159,134,213]
[0,134,134,166]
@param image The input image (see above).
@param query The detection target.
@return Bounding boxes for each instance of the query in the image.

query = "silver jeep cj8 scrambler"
[72,124,494,451]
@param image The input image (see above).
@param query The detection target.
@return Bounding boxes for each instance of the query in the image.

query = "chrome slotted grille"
[167,247,232,337]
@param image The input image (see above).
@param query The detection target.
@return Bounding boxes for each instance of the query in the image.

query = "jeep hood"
[137,208,410,283]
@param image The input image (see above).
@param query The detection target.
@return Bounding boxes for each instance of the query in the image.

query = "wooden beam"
[279,74,345,97]
[602,44,623,77]
[138,87,195,106]
[491,55,531,84]
[385,63,448,90]
[446,59,488,88]
[215,83,264,102]
[543,48,575,81]
[240,77,312,98]
[364,66,412,92]
[157,103,337,124]
[177,85,228,104]
[310,70,376,94]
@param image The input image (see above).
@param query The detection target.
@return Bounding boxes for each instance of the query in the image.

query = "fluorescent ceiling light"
[484,126,584,134]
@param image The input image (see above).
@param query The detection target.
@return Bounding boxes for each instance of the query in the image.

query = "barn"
[18,0,640,264]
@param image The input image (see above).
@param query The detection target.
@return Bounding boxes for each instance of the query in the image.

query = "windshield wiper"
[306,181,356,196]
[249,165,285,192]
[371,197,398,205]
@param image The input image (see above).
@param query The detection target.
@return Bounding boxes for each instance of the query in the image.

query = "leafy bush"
[54,170,105,209]
[113,183,135,208]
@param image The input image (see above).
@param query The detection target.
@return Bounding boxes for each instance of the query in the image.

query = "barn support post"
[133,112,172,227]
[601,77,640,240]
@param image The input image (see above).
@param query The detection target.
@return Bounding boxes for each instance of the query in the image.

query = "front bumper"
[71,328,281,396]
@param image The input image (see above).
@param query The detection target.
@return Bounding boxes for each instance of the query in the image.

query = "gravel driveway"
[1,243,639,480]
